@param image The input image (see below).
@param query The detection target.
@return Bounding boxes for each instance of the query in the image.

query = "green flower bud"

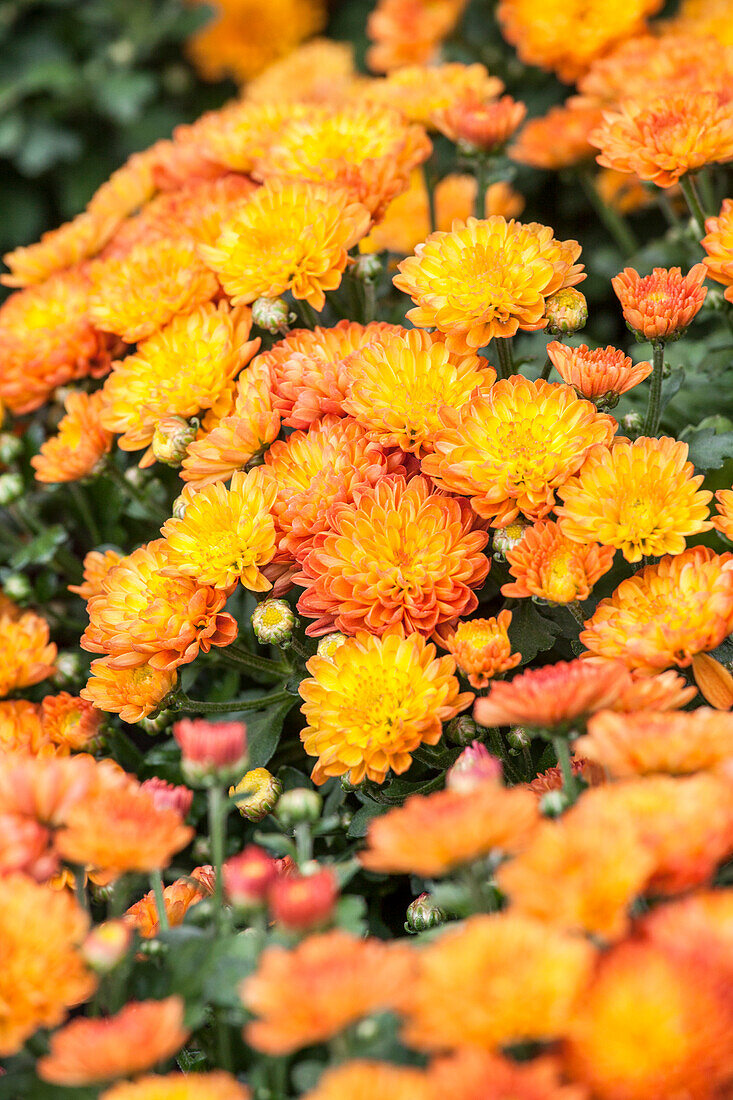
[275,787,322,828]
[252,599,295,645]
[353,254,382,282]
[0,472,24,505]
[544,288,588,335]
[151,416,198,467]
[3,573,32,603]
[621,411,643,440]
[540,789,568,817]
[445,714,478,746]
[405,892,446,933]
[507,726,531,753]
[252,297,293,334]
[0,433,23,464]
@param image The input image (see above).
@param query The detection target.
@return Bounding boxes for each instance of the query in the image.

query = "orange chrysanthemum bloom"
[124,867,214,938]
[0,752,130,829]
[100,301,258,454]
[69,548,123,600]
[497,0,662,81]
[577,708,733,778]
[295,475,489,637]
[474,658,630,732]
[199,179,370,311]
[299,630,472,784]
[422,378,616,525]
[366,0,469,72]
[556,437,712,563]
[0,268,115,415]
[609,668,697,712]
[510,102,603,169]
[265,415,406,560]
[100,1073,249,1100]
[362,62,502,125]
[40,694,101,754]
[502,520,615,604]
[0,611,57,697]
[0,874,95,1055]
[301,1061,429,1100]
[591,92,733,188]
[360,781,538,876]
[182,101,310,176]
[162,468,277,591]
[433,95,526,152]
[435,612,521,688]
[0,700,46,755]
[429,1050,587,1100]
[580,547,733,672]
[81,539,237,671]
[400,913,594,1051]
[32,390,113,484]
[714,486,733,540]
[665,0,733,46]
[611,265,707,341]
[639,889,733,966]
[0,812,55,880]
[242,931,415,1054]
[546,342,652,403]
[394,217,584,354]
[702,198,733,303]
[56,783,193,876]
[82,659,176,723]
[596,167,664,214]
[254,105,431,220]
[38,997,188,1085]
[343,329,496,455]
[246,39,358,105]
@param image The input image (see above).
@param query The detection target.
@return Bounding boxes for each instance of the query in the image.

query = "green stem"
[218,645,290,679]
[486,726,505,762]
[284,636,311,660]
[578,168,638,256]
[363,279,377,324]
[74,866,88,914]
[552,736,579,804]
[208,786,227,934]
[150,870,169,932]
[679,174,707,236]
[642,341,666,437]
[215,1010,234,1073]
[298,299,319,328]
[104,462,160,523]
[69,482,101,545]
[423,162,437,233]
[567,601,586,625]
[495,337,515,379]
[294,821,312,867]
[474,156,489,219]
[171,689,293,715]
[540,355,553,381]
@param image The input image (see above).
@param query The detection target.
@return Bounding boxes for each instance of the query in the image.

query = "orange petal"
[692,653,733,710]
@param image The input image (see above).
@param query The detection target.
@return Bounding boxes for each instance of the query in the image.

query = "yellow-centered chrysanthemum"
[32,390,113,484]
[298,630,472,784]
[502,519,615,604]
[162,467,277,591]
[556,437,712,563]
[703,199,733,304]
[360,62,501,122]
[0,611,57,698]
[394,217,584,353]
[82,659,177,724]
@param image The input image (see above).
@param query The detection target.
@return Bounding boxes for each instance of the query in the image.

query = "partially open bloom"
[299,630,471,784]
[100,1073,250,1100]
[702,198,733,303]
[32,390,113,483]
[141,778,193,818]
[611,265,707,340]
[361,782,538,876]
[394,217,584,354]
[436,612,521,688]
[422,378,616,525]
[223,846,278,910]
[243,931,415,1053]
[82,658,177,722]
[38,997,188,1085]
[547,342,652,402]
[124,867,214,938]
[577,708,733,777]
[40,693,101,753]
[503,520,615,603]
[229,768,282,822]
[0,611,57,697]
[446,741,503,791]
[295,475,489,637]
[174,718,248,784]
[433,95,526,152]
[269,867,339,931]
[511,102,603,169]
[199,179,371,311]
[580,547,733,672]
[366,1,470,72]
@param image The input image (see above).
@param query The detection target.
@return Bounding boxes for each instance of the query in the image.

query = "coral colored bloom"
[366,2,469,72]
[591,92,733,188]
[609,668,697,712]
[242,931,415,1054]
[577,708,733,778]
[82,658,177,723]
[511,102,603,169]
[436,612,521,688]
[0,814,55,880]
[100,1073,249,1100]
[611,265,707,340]
[301,1061,429,1100]
[429,1050,586,1100]
[433,95,527,152]
[124,867,214,938]
[546,342,652,402]
[269,867,339,931]
[299,630,472,784]
[295,475,489,637]
[69,548,123,600]
[223,846,278,909]
[556,437,712,563]
[580,547,733,672]
[502,520,615,603]
[446,741,503,791]
[38,997,188,1085]
[702,198,733,303]
[0,752,130,829]
[199,179,371,311]
[0,700,47,755]
[32,390,113,483]
[400,913,594,1051]
[0,611,56,697]
[422,378,616,525]
[140,778,193,818]
[343,328,495,454]
[394,217,584,354]
[714,486,733,539]
[173,719,247,777]
[361,782,538,876]
[40,693,101,753]
[474,659,630,732]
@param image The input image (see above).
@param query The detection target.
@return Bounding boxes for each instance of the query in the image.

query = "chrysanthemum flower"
[702,198,733,303]
[497,0,662,81]
[184,101,310,176]
[38,997,188,1085]
[246,39,358,104]
[0,752,127,829]
[0,812,55,880]
[242,931,415,1053]
[665,0,733,45]
[299,630,471,784]
[546,342,652,402]
[639,889,733,965]
[82,658,176,723]
[100,1073,249,1100]
[502,520,615,603]
[577,708,733,778]
[162,467,277,591]
[609,668,697,712]
[295,475,489,637]
[32,390,113,483]
[433,95,526,152]
[435,612,521,689]
[428,1051,586,1100]
[69,549,123,600]
[254,105,432,220]
[510,102,603,169]
[596,167,663,214]
[40,693,101,754]
[0,874,95,1055]
[366,1,470,72]
[611,265,707,340]
[580,547,733,672]
[714,486,733,542]
[124,867,214,939]
[474,658,630,732]
[591,92,733,187]
[394,217,584,354]
[199,179,371,311]
[0,611,57,697]
[300,1061,429,1100]
[361,781,538,876]
[422,378,615,525]
[0,700,46,754]
[400,913,594,1051]
[0,268,115,414]
[556,437,712,563]
[343,329,496,454]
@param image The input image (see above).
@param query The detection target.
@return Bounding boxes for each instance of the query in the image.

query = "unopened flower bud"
[621,411,643,440]
[0,433,23,464]
[540,789,568,817]
[138,709,173,735]
[275,787,322,828]
[445,714,478,746]
[171,493,189,520]
[492,520,528,560]
[251,599,295,645]
[151,416,198,467]
[353,254,382,283]
[0,472,24,505]
[229,767,282,822]
[82,920,132,972]
[269,866,339,932]
[405,892,446,933]
[173,718,248,786]
[544,288,588,335]
[316,632,348,660]
[3,573,31,603]
[141,777,193,817]
[252,297,293,334]
[446,740,502,792]
[223,845,277,911]
[52,651,84,686]
[507,726,530,752]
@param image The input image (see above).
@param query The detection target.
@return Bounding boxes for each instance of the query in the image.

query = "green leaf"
[9,525,65,569]
[334,893,367,934]
[682,426,733,471]
[347,799,389,838]
[201,933,258,1010]
[96,70,156,123]
[507,600,563,664]
[247,697,295,769]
